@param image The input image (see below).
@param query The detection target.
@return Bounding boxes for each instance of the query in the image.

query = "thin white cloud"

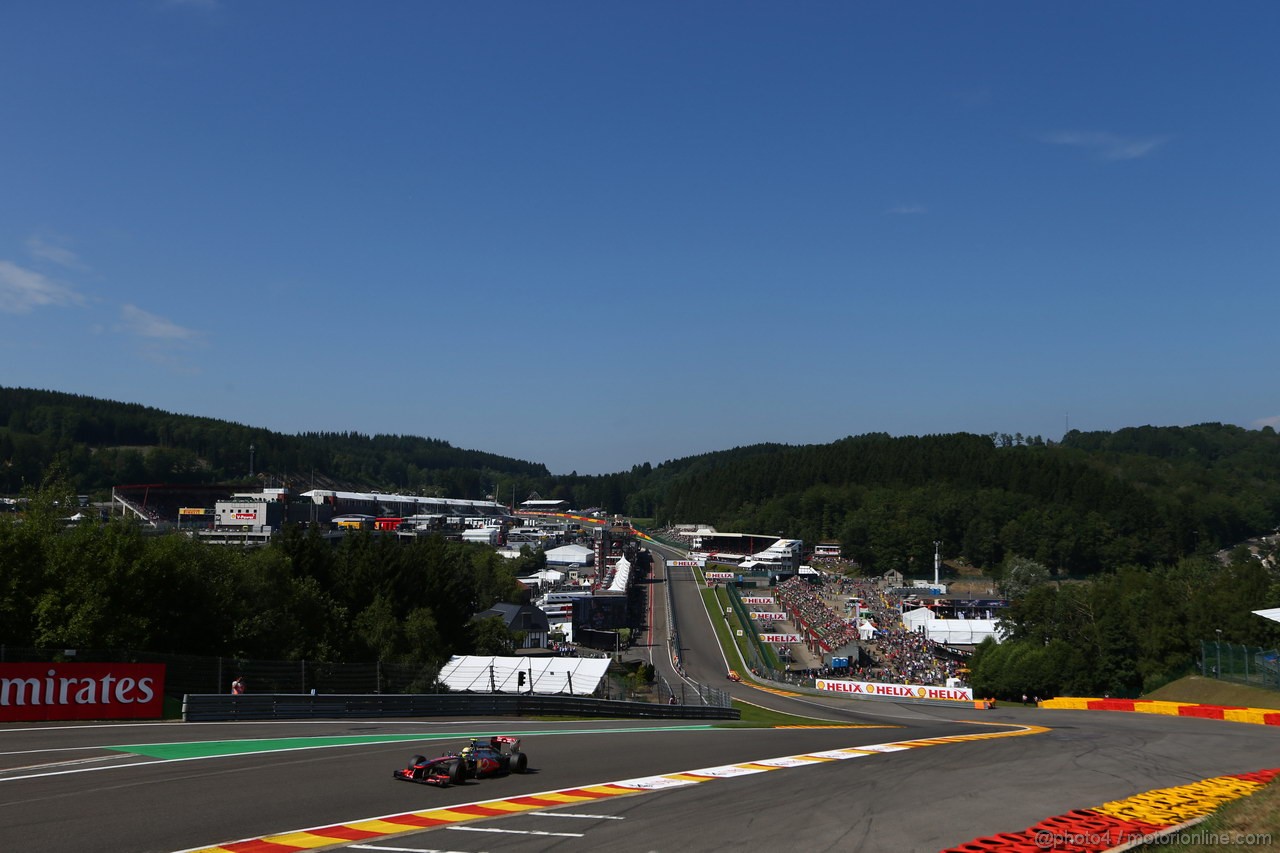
[887,203,928,215]
[118,304,204,342]
[26,235,88,271]
[0,260,86,313]
[1255,415,1280,430]
[1041,130,1169,161]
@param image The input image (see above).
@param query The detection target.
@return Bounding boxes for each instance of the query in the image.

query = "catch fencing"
[1201,640,1280,690]
[0,646,436,696]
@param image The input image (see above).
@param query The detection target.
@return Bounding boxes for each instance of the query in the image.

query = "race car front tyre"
[448,760,466,786]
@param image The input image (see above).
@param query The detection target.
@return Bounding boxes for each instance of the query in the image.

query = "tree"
[997,555,1052,599]
[472,615,520,655]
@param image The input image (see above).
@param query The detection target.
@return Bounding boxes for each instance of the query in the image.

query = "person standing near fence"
[232,676,245,695]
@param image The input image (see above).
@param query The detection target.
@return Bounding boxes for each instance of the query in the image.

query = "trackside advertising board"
[748,611,789,621]
[741,596,775,605]
[0,663,166,722]
[758,633,803,644]
[814,678,973,702]
[704,571,735,583]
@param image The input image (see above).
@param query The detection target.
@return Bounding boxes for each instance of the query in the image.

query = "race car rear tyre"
[448,759,466,786]
[512,751,528,774]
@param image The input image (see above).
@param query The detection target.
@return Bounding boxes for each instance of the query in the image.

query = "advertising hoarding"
[813,678,973,702]
[0,663,166,722]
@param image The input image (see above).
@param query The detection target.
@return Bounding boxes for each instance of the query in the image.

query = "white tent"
[903,606,1002,644]
[518,569,566,587]
[902,606,936,631]
[607,556,631,592]
[545,544,594,567]
[438,655,610,695]
[858,619,876,641]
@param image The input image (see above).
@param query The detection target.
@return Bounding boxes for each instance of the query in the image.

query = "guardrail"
[182,692,740,722]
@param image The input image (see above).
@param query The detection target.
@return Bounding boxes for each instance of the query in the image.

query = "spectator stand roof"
[439,655,610,695]
[1254,608,1280,625]
[520,499,570,510]
[301,489,505,514]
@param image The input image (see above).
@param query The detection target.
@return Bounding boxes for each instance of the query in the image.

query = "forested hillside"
[4,386,1279,577]
[0,386,549,498]
[618,427,1280,576]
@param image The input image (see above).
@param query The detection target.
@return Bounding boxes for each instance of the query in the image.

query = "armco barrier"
[182,692,740,722]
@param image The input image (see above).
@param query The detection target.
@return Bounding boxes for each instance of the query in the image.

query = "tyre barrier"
[940,769,1278,853]
[1038,697,1280,727]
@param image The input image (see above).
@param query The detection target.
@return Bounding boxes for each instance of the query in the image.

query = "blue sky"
[2,2,1277,475]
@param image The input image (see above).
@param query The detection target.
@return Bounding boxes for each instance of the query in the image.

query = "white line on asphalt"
[350,840,481,845]
[529,811,626,820]
[446,826,585,837]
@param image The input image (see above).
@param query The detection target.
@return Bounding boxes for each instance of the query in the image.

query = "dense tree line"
[0,477,532,666]
[970,551,1280,699]
[620,427,1280,576]
[0,387,549,498]
[5,387,1280,579]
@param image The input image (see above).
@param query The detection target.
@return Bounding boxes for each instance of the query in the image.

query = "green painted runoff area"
[108,724,717,760]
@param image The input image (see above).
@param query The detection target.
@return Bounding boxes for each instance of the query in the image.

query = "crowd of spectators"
[776,576,861,651]
[777,575,964,687]
[869,627,963,684]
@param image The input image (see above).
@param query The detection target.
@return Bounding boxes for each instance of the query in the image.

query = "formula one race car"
[392,753,468,787]
[393,736,528,787]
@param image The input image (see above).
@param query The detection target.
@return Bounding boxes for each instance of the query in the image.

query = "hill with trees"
[4,386,1280,578]
[3,386,1279,697]
[0,386,550,499]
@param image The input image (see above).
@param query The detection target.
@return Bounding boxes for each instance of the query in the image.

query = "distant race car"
[393,736,528,787]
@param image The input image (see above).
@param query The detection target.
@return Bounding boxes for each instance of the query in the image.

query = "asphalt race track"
[1,549,1277,853]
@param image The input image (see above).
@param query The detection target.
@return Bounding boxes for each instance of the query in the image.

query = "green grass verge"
[701,586,751,674]
[1135,778,1278,850]
[716,699,887,728]
[1142,675,1280,711]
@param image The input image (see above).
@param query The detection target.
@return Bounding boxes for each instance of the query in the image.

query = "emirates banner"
[0,663,166,722]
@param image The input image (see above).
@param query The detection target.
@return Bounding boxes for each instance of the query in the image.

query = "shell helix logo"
[866,684,877,694]
[916,687,927,698]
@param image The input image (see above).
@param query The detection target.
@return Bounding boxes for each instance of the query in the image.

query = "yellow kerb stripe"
[260,832,344,849]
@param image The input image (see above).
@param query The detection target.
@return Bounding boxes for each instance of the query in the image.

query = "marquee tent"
[545,544,594,567]
[902,607,1002,645]
[438,655,611,696]
[606,556,631,592]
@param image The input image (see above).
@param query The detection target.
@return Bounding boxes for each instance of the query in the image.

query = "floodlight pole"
[933,540,941,587]
[1215,629,1222,679]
